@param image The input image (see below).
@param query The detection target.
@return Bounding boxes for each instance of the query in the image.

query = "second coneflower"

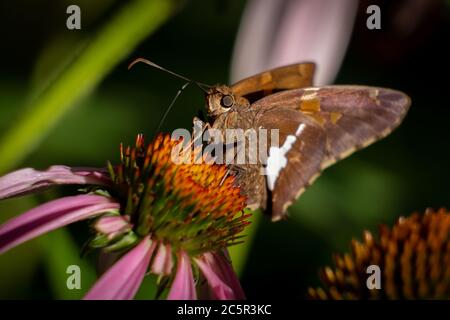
[0,134,250,300]
[308,208,450,300]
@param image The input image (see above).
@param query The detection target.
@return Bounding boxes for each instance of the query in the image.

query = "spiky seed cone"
[308,208,450,299]
[104,134,250,256]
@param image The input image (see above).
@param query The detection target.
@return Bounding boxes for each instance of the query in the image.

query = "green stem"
[228,211,261,276]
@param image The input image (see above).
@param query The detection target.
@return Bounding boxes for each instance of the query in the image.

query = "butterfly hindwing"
[249,85,410,219]
[294,86,411,168]
[254,107,326,220]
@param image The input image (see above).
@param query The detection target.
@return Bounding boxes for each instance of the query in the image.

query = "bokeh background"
[0,0,449,299]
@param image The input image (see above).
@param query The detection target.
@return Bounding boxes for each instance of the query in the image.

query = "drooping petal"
[195,250,245,300]
[0,165,111,200]
[0,194,119,254]
[94,215,131,239]
[195,257,234,299]
[151,242,168,274]
[230,0,285,83]
[267,0,358,86]
[84,236,155,300]
[231,0,358,85]
[163,244,174,275]
[151,242,173,276]
[167,250,197,300]
[214,250,246,300]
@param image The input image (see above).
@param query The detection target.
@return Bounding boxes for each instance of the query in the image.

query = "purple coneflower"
[0,134,250,300]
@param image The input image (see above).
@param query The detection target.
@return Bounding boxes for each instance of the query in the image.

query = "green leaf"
[0,0,178,174]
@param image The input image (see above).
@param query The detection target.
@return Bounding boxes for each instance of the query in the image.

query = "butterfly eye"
[221,95,234,108]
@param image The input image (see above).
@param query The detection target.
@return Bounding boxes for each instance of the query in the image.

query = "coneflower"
[0,133,250,300]
[308,208,450,299]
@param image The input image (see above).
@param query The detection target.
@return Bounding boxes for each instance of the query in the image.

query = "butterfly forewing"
[230,63,315,102]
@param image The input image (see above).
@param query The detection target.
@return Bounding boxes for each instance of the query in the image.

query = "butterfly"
[203,63,411,221]
[129,59,410,221]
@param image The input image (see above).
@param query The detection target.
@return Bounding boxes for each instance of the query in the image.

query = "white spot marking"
[302,88,319,100]
[296,123,306,136]
[266,135,296,190]
[265,123,307,190]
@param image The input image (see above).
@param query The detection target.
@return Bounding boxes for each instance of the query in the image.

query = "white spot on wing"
[265,124,306,191]
[302,88,319,100]
[296,123,306,136]
[266,135,296,191]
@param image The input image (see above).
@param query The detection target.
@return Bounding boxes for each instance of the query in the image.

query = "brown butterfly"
[130,59,411,221]
[203,63,410,221]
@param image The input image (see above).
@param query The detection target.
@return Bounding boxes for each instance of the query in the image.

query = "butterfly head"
[205,85,240,118]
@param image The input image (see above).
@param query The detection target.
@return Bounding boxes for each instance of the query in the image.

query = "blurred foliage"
[0,0,449,300]
[0,0,177,174]
[39,228,97,299]
[0,197,41,299]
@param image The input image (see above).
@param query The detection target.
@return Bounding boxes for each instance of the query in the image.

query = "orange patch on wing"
[330,112,342,124]
[300,98,321,112]
[260,72,274,88]
[300,98,325,125]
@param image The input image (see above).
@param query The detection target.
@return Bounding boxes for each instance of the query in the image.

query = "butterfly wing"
[253,107,327,221]
[230,63,315,102]
[311,86,410,168]
[251,85,410,220]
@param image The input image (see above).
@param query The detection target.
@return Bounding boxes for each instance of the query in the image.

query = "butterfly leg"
[192,117,211,143]
[219,163,247,186]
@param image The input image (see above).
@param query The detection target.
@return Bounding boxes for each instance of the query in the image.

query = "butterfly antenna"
[128,57,212,92]
[153,81,191,137]
[195,82,211,93]
[128,58,212,135]
[129,58,192,82]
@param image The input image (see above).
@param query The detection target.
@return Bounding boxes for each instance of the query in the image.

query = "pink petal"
[0,165,111,200]
[267,0,358,85]
[231,0,358,85]
[151,242,167,274]
[151,242,173,275]
[195,258,234,299]
[230,0,285,82]
[84,236,155,300]
[215,250,246,299]
[95,215,131,239]
[194,250,245,300]
[163,244,174,275]
[167,250,197,300]
[0,194,119,254]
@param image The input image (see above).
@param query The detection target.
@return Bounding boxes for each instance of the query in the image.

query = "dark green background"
[0,0,449,299]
